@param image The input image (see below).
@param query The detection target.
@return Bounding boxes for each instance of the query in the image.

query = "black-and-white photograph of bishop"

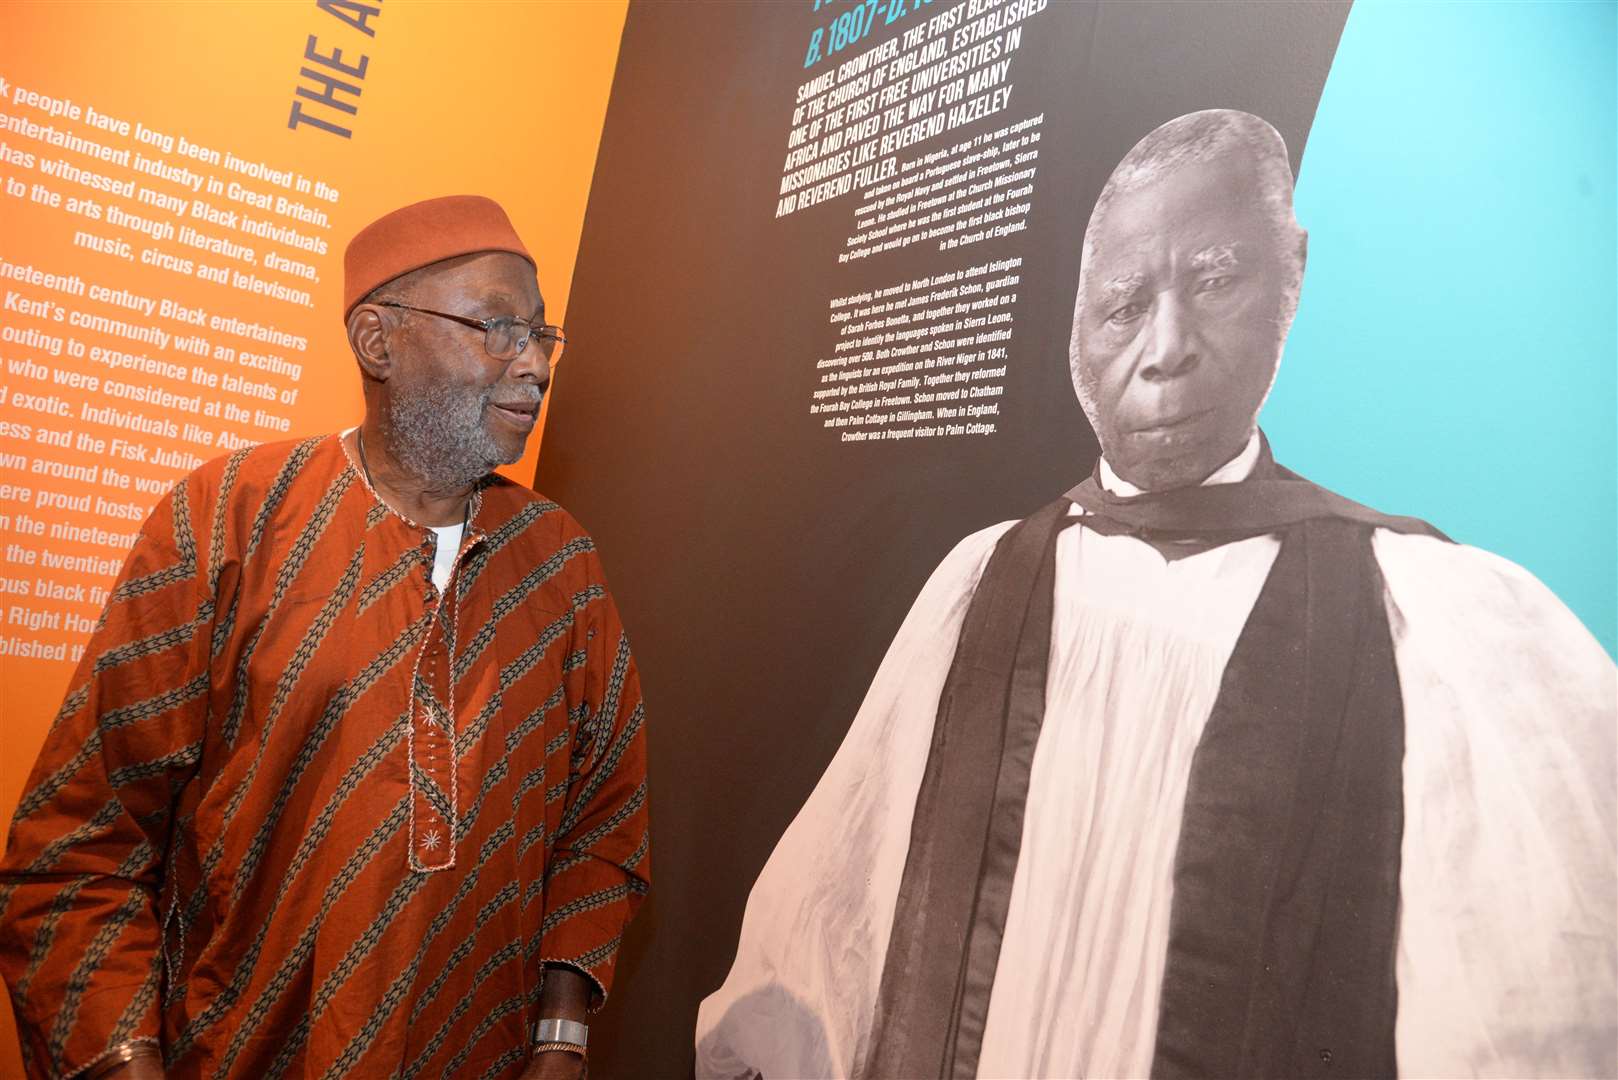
[695,110,1617,1080]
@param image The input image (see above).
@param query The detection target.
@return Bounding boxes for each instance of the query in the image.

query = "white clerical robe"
[696,438,1616,1079]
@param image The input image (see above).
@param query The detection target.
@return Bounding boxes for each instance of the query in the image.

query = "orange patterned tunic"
[0,434,650,1079]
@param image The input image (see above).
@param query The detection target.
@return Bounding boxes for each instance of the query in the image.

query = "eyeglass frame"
[376,300,567,363]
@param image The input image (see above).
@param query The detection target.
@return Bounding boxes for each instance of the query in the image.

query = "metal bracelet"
[534,1040,587,1058]
[82,1041,159,1080]
[532,1017,589,1049]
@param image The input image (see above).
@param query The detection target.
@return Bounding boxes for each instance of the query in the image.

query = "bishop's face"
[1073,155,1297,492]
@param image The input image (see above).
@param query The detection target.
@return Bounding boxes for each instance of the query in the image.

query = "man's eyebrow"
[1190,243,1241,272]
[1097,272,1145,304]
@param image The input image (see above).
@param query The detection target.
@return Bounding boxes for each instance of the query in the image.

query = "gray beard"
[384,377,509,490]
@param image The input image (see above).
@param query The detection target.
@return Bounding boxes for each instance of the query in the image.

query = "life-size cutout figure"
[1,196,650,1080]
[696,111,1615,1079]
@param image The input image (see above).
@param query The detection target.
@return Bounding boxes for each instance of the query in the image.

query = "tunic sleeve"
[538,545,651,1009]
[0,474,217,1079]
[1376,531,1617,1078]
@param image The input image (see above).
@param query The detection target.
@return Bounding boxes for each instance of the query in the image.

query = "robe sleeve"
[0,473,219,1079]
[1376,531,1617,1079]
[694,523,1012,1080]
[537,541,651,1009]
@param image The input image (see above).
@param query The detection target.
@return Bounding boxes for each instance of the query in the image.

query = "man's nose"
[1138,292,1199,382]
[507,337,552,390]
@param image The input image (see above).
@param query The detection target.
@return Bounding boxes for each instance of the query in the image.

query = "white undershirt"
[428,524,464,592]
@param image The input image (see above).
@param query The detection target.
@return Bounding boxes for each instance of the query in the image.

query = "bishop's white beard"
[383,377,512,490]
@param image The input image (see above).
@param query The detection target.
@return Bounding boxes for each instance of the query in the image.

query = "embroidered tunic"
[1,434,650,1080]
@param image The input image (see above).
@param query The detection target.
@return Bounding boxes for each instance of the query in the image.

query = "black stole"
[864,445,1446,1079]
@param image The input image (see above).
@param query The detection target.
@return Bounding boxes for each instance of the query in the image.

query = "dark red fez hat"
[343,195,534,317]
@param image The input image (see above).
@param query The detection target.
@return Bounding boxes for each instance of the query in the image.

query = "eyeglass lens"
[486,317,562,362]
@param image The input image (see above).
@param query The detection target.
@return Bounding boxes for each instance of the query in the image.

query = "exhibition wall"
[0,2,626,1071]
[540,0,1615,1073]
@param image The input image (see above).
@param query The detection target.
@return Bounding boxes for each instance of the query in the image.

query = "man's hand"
[520,1048,586,1079]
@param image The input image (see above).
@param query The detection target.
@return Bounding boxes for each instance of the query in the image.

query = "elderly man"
[696,111,1614,1078]
[0,196,649,1080]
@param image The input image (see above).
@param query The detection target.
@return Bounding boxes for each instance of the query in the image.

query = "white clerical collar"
[1098,430,1262,497]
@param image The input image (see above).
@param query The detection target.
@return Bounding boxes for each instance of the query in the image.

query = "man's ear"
[347,305,393,381]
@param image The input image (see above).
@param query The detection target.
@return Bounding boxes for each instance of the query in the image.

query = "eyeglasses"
[378,301,567,363]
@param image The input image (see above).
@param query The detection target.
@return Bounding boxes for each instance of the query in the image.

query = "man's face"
[1074,155,1295,491]
[382,251,548,485]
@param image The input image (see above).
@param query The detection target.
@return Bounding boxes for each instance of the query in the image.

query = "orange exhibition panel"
[0,3,627,1072]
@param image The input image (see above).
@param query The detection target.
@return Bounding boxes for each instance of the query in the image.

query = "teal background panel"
[1272,0,1616,655]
